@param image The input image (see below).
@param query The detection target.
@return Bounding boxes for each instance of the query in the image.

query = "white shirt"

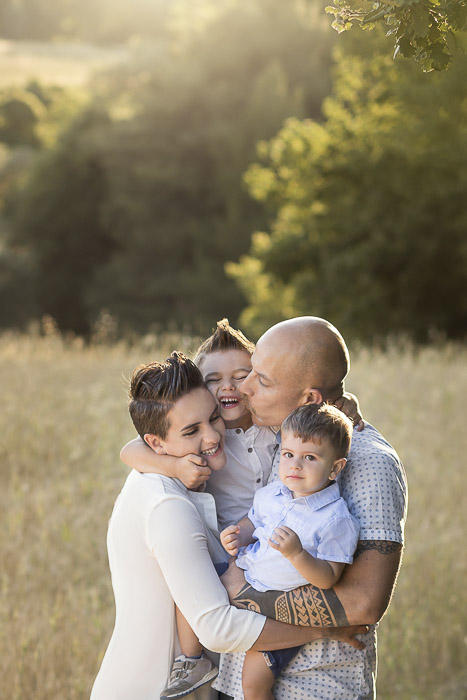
[205,424,275,530]
[91,471,265,700]
[214,423,408,700]
[236,481,360,592]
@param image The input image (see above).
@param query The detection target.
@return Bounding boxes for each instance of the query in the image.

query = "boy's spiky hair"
[282,404,353,459]
[129,351,205,439]
[194,318,255,367]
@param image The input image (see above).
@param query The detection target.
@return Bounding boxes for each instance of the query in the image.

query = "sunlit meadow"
[1,329,465,699]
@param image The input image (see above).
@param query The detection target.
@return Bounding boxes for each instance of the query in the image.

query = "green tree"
[326,0,467,71]
[11,108,115,335]
[6,0,335,335]
[229,32,467,342]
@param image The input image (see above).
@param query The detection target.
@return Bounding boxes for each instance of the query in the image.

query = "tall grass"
[0,331,465,699]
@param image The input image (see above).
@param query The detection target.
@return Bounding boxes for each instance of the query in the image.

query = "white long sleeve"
[91,472,265,700]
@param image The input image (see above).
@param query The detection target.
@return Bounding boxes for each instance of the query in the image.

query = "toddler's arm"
[120,437,211,490]
[221,517,256,557]
[270,526,344,589]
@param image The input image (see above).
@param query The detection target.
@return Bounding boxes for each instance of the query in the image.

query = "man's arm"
[225,540,403,627]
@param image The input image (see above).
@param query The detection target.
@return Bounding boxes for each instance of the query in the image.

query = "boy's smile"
[200,349,253,430]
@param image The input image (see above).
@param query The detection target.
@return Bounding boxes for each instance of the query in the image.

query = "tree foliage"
[5,0,335,335]
[229,32,467,342]
[326,0,467,71]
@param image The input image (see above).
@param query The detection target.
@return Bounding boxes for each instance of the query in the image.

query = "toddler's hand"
[221,525,241,556]
[174,454,211,490]
[269,526,303,559]
[335,392,364,431]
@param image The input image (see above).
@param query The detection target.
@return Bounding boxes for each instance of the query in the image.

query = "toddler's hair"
[194,318,255,367]
[129,351,205,439]
[282,404,353,459]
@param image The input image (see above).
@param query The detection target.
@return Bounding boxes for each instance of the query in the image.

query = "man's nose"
[241,372,253,396]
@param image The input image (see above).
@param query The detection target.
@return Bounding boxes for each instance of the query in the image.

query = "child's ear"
[329,457,347,480]
[144,433,166,454]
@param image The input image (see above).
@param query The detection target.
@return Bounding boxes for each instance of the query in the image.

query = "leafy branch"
[325,0,467,70]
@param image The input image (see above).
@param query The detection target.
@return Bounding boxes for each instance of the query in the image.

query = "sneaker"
[160,654,218,699]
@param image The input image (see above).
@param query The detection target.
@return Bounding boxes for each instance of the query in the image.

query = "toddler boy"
[220,403,360,700]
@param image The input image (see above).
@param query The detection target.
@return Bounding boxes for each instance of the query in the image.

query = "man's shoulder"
[348,422,401,466]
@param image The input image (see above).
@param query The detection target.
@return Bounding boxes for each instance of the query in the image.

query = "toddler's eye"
[210,412,221,423]
[305,454,316,461]
[205,378,220,383]
[282,451,294,459]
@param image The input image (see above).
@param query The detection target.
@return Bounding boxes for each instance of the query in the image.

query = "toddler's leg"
[160,606,218,698]
[175,606,203,658]
[242,649,274,700]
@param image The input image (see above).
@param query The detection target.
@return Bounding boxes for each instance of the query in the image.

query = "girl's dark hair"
[282,404,353,458]
[129,351,205,439]
[194,318,255,367]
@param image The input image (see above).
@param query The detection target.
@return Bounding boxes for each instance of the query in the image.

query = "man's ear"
[329,457,347,480]
[144,433,166,454]
[300,388,323,406]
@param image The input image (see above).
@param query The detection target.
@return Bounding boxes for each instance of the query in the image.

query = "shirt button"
[236,429,241,434]
[248,447,253,453]
[256,478,261,483]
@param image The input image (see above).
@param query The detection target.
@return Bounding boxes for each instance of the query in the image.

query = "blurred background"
[0,0,466,698]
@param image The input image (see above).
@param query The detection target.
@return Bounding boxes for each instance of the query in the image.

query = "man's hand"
[335,392,364,431]
[269,526,302,559]
[174,454,211,490]
[220,525,241,556]
[326,624,368,650]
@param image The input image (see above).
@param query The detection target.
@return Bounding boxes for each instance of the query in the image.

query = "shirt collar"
[273,480,341,510]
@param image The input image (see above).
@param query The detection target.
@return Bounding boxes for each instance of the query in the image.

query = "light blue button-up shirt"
[235,480,360,592]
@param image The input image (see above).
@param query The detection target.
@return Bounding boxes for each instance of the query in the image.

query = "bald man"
[213,317,408,700]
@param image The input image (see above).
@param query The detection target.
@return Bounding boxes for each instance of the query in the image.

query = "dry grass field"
[0,329,466,699]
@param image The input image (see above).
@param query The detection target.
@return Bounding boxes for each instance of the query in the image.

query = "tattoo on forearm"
[354,540,402,558]
[232,582,348,627]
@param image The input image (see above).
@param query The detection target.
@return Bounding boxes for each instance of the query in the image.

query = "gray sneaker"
[160,654,218,699]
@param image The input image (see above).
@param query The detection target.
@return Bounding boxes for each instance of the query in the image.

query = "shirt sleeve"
[342,443,408,544]
[147,494,266,653]
[316,515,360,565]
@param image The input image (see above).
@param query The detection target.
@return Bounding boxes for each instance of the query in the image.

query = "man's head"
[129,351,225,470]
[279,403,353,497]
[241,316,349,426]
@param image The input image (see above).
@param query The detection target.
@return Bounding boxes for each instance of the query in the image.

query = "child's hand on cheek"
[269,526,303,560]
[175,454,211,490]
[220,525,240,556]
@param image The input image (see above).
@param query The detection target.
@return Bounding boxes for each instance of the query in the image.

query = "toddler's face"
[278,431,345,498]
[200,349,252,430]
